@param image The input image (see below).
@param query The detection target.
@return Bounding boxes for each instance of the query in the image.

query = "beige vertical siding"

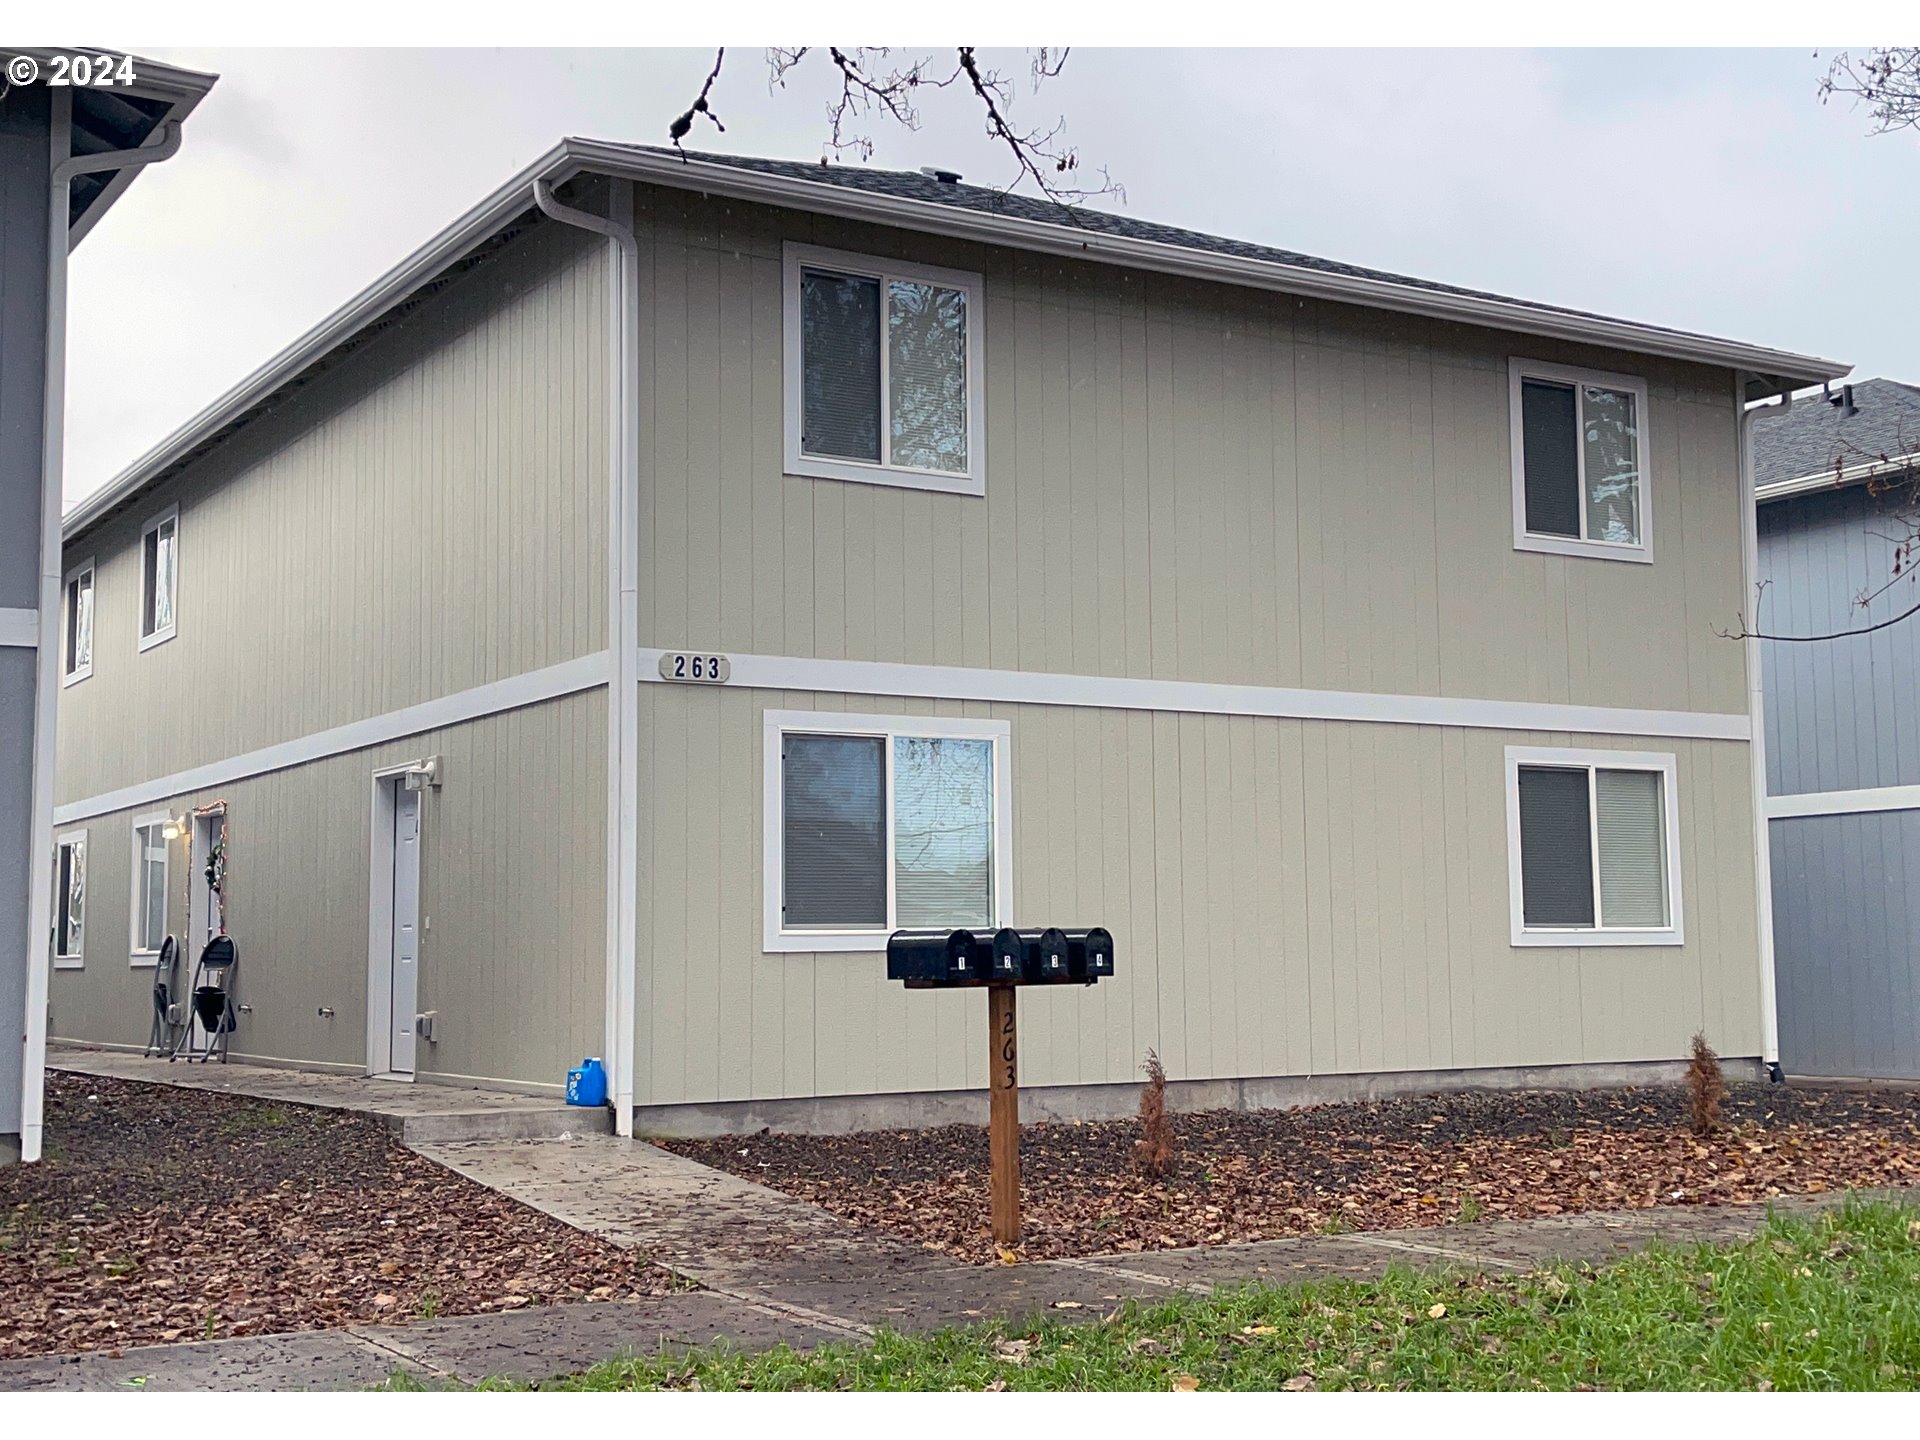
[634,683,1760,1108]
[57,218,610,805]
[48,691,606,1090]
[629,183,1748,719]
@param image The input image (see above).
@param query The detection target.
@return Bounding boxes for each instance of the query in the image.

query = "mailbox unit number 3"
[659,652,731,684]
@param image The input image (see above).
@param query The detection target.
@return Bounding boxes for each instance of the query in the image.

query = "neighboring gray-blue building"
[1756,378,1920,1080]
[0,50,213,1163]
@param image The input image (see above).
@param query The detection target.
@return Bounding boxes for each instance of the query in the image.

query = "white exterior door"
[389,787,421,1076]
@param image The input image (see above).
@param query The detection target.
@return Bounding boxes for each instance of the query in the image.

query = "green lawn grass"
[470,1198,1920,1392]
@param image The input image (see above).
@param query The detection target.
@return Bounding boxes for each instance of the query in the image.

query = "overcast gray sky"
[63,46,1919,508]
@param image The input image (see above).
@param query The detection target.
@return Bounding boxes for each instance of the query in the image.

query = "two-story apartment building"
[46,142,1848,1136]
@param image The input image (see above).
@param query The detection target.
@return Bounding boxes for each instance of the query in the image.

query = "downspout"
[1739,380,1790,1084]
[21,115,183,1162]
[534,176,640,1137]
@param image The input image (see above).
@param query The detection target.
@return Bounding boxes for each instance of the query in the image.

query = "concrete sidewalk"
[50,1046,608,1143]
[4,1188,1903,1391]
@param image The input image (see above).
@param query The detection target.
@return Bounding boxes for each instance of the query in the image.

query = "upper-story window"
[62,559,93,686]
[1509,359,1651,564]
[139,505,179,650]
[783,243,986,497]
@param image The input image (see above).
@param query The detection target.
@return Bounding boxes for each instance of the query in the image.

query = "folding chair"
[146,935,182,1057]
[174,934,238,1064]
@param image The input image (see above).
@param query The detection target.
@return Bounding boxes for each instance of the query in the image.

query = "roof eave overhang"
[50,49,218,248]
[1756,450,1920,505]
[572,142,1850,397]
[63,136,1851,542]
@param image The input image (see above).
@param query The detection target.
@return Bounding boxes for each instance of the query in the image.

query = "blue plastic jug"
[566,1056,608,1107]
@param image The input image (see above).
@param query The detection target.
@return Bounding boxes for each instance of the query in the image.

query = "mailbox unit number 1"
[659,652,731,684]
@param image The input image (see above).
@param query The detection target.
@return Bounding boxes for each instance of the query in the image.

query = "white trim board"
[1766,784,1920,821]
[54,651,611,826]
[0,607,38,648]
[640,647,1751,742]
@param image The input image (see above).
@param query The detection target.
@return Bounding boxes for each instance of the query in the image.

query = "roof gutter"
[566,140,1849,394]
[1756,449,1920,504]
[40,48,218,249]
[64,137,1847,543]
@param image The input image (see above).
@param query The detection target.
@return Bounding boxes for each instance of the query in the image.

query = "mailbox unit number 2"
[659,652,731,684]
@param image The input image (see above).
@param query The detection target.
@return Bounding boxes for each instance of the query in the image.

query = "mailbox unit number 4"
[659,652,731,684]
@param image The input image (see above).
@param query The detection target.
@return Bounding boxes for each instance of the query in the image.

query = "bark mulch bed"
[0,1072,676,1360]
[666,1084,1920,1265]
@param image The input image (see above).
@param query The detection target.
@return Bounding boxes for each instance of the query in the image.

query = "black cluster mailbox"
[887,926,1115,988]
[886,924,1115,1247]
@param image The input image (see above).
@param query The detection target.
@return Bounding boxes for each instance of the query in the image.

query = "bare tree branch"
[668,48,727,151]
[955,46,1118,205]
[749,47,1118,205]
[1719,589,1920,644]
[1819,48,1920,133]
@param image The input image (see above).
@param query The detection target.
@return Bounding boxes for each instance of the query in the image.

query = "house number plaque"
[658,652,731,684]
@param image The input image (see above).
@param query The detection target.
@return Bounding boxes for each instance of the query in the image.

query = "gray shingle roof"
[1754,378,1920,487]
[625,145,1764,350]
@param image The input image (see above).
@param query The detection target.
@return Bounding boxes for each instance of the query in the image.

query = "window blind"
[893,736,992,928]
[886,280,968,474]
[1596,768,1667,927]
[800,269,882,463]
[1521,379,1581,539]
[782,734,887,929]
[1517,765,1595,927]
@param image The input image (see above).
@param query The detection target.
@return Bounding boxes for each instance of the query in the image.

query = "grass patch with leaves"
[489,1198,1920,1392]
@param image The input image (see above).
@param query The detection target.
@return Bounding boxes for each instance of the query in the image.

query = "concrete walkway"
[50,1046,608,1143]
[5,1181,1904,1390]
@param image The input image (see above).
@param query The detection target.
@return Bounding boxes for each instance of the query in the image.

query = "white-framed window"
[62,558,94,686]
[782,242,986,497]
[763,709,1012,953]
[129,812,171,965]
[52,829,87,969]
[138,504,179,650]
[1504,746,1683,948]
[1508,359,1652,563]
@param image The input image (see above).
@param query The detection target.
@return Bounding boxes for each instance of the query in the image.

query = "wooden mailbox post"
[886,926,1115,1251]
[988,983,1020,1244]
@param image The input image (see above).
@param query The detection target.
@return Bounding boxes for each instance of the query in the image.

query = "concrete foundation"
[629,1056,1769,1139]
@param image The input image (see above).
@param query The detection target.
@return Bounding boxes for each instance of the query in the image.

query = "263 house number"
[658,652,731,684]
